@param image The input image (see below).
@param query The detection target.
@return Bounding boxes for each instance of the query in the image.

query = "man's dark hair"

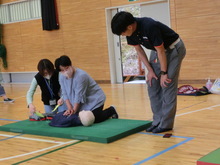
[37,59,54,76]
[55,55,72,71]
[111,11,135,35]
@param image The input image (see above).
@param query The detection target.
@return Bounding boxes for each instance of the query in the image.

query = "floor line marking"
[177,101,207,111]
[16,92,41,99]
[133,104,220,164]
[134,132,194,165]
[0,134,23,142]
[0,118,21,121]
[176,104,220,117]
[0,133,64,144]
[0,140,80,161]
[12,140,83,165]
[140,132,192,139]
[2,92,41,101]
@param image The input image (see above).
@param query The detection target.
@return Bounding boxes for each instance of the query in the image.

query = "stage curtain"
[41,0,59,30]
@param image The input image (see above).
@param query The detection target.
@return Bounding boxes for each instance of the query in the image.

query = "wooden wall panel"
[169,0,177,31]
[2,19,64,72]
[61,11,107,32]
[60,0,110,15]
[1,0,220,82]
[177,15,220,38]
[2,24,23,72]
[59,1,111,80]
[2,23,21,37]
[110,0,152,7]
[1,0,16,3]
[175,0,220,18]
[62,27,110,80]
[180,36,220,80]
[175,0,220,81]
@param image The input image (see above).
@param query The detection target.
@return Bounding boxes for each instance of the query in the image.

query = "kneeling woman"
[27,59,66,117]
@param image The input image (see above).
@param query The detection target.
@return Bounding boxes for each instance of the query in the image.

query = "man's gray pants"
[147,39,186,129]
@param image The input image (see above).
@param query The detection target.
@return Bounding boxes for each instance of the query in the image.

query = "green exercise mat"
[0,119,152,143]
[197,148,220,165]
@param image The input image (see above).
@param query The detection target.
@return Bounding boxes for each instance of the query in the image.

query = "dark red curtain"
[41,0,59,30]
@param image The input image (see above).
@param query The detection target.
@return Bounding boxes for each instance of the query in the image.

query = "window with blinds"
[0,0,41,24]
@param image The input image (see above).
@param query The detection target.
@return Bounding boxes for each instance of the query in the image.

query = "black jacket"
[35,71,60,105]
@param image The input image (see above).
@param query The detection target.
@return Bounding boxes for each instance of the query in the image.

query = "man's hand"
[160,74,172,87]
[146,71,158,87]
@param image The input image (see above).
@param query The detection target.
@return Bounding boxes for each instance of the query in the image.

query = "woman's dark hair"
[37,59,55,76]
[55,55,72,71]
[111,11,135,35]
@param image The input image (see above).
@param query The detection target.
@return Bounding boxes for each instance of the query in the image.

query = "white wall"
[1,72,37,83]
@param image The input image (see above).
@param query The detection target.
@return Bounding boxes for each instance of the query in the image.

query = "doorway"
[106,0,170,83]
[118,6,143,83]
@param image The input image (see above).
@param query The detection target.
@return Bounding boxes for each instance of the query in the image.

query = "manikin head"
[79,110,95,126]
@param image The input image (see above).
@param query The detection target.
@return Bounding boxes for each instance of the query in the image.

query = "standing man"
[111,11,186,133]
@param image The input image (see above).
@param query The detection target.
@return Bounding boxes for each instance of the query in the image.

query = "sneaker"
[4,98,14,103]
[111,105,119,119]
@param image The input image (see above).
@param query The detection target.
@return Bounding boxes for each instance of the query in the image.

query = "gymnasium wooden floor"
[0,83,220,165]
